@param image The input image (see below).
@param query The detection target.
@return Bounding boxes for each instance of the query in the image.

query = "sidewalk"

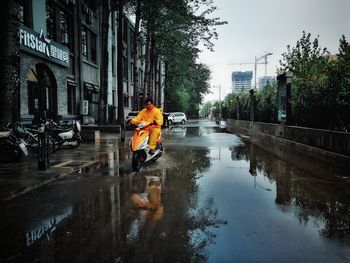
[0,133,125,201]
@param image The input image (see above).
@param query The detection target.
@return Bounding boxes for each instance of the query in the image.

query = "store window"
[27,64,57,118]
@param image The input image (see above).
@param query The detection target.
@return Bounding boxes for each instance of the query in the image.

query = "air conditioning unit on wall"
[82,100,89,115]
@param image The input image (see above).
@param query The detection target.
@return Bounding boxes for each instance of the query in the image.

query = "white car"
[168,112,187,125]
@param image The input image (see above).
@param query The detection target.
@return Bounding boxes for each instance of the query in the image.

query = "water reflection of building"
[229,142,350,239]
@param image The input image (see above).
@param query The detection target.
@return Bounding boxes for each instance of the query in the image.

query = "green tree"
[199,101,212,118]
[140,0,226,112]
[256,82,278,123]
[279,31,331,128]
[328,35,350,130]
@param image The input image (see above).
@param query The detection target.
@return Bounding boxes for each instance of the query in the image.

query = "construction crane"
[228,52,273,89]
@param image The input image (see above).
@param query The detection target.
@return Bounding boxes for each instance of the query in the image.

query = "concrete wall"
[226,119,350,158]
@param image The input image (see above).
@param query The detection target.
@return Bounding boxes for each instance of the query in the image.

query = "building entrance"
[27,64,57,120]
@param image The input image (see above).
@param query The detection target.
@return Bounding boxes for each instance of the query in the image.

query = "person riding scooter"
[130,98,163,154]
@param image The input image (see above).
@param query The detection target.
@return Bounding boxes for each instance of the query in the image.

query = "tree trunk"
[98,0,110,125]
[132,0,141,110]
[0,0,20,124]
[117,0,125,141]
[157,58,162,108]
[149,31,155,103]
[163,62,168,112]
[143,26,150,102]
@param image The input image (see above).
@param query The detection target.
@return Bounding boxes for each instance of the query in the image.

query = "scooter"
[45,119,82,150]
[130,121,163,172]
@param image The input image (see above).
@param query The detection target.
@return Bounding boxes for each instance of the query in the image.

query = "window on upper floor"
[59,10,74,51]
[46,0,56,40]
[81,27,88,58]
[122,56,128,80]
[123,18,128,43]
[90,31,97,63]
[82,26,97,64]
[19,0,32,27]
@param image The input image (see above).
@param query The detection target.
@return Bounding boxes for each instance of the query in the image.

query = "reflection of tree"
[187,198,228,261]
[229,144,250,161]
[238,142,350,239]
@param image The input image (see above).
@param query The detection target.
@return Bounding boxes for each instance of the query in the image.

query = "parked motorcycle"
[11,122,56,154]
[45,120,82,150]
[0,130,28,161]
[129,121,163,171]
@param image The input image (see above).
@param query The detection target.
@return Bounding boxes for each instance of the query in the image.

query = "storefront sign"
[20,25,69,68]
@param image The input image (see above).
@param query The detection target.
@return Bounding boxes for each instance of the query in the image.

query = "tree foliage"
[222,32,350,131]
[279,32,350,131]
[134,0,226,114]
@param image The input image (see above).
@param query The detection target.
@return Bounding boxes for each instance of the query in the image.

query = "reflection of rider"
[131,180,164,221]
[130,98,163,154]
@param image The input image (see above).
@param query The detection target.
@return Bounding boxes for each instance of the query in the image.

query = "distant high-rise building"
[231,71,253,93]
[258,76,276,89]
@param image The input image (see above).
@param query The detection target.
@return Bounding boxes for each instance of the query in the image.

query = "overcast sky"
[199,0,350,102]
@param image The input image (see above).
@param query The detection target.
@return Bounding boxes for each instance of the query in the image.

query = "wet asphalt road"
[1,120,350,262]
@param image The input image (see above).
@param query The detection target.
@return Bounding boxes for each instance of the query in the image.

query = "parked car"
[168,112,187,125]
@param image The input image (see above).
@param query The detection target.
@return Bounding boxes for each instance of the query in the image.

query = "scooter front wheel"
[132,151,145,172]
